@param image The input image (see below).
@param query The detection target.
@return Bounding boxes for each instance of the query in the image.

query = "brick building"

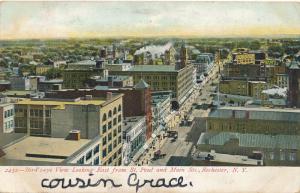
[45,79,153,139]
[287,60,300,108]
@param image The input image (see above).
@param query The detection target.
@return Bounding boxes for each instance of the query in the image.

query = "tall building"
[45,79,153,140]
[224,49,267,79]
[109,64,194,106]
[287,60,300,108]
[180,44,188,69]
[207,106,300,135]
[63,64,108,89]
[14,93,124,166]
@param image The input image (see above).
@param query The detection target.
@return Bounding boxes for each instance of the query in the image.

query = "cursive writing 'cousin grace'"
[41,173,193,192]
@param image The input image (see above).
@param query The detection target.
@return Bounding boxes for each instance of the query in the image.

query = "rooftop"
[1,136,90,163]
[193,151,261,165]
[123,116,145,132]
[17,98,105,109]
[215,106,300,113]
[2,90,34,96]
[197,132,300,150]
[210,106,300,121]
[128,65,177,72]
[0,133,27,148]
[134,79,149,89]
[68,60,96,66]
[39,79,63,83]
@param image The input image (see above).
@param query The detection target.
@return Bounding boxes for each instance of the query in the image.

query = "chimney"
[67,130,80,141]
[106,92,113,101]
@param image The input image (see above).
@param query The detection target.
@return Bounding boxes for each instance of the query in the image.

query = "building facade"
[0,103,15,133]
[122,116,146,165]
[207,106,300,135]
[196,132,300,166]
[110,64,194,105]
[151,91,172,131]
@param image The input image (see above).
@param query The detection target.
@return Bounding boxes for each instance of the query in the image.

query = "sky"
[0,1,299,40]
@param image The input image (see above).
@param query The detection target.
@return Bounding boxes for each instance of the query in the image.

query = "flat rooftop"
[123,116,145,132]
[68,60,96,65]
[216,106,300,113]
[128,65,178,72]
[2,136,90,163]
[193,151,261,165]
[0,133,27,148]
[197,132,300,150]
[17,98,105,108]
[2,90,34,96]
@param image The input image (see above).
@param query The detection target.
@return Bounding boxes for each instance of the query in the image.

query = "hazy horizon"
[1,2,300,40]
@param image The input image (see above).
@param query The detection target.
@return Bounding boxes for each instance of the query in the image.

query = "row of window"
[102,136,122,158]
[102,147,122,166]
[268,152,296,161]
[103,131,122,146]
[4,109,14,118]
[77,145,100,165]
[102,116,122,134]
[4,120,14,130]
[102,105,122,122]
[15,108,51,117]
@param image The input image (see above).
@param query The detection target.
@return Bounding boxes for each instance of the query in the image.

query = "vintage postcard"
[0,1,299,192]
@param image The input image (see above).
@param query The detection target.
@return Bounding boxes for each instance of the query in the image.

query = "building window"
[118,125,121,133]
[108,121,112,130]
[118,158,122,166]
[118,105,121,112]
[118,147,122,155]
[289,152,296,161]
[113,129,117,137]
[118,115,122,123]
[45,110,51,117]
[113,140,117,148]
[77,156,85,164]
[108,110,112,118]
[108,157,112,164]
[280,152,285,161]
[102,124,107,134]
[113,118,117,126]
[118,136,122,144]
[113,107,117,115]
[94,157,99,165]
[108,144,112,153]
[102,113,107,121]
[113,152,117,160]
[102,148,107,158]
[108,133,112,141]
[86,150,92,161]
[102,136,107,146]
[94,145,99,154]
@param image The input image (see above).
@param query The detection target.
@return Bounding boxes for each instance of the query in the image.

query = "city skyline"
[0,1,300,40]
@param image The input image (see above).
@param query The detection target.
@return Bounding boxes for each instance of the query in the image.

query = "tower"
[180,43,188,69]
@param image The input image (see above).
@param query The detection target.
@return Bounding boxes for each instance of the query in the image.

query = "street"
[148,61,222,166]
